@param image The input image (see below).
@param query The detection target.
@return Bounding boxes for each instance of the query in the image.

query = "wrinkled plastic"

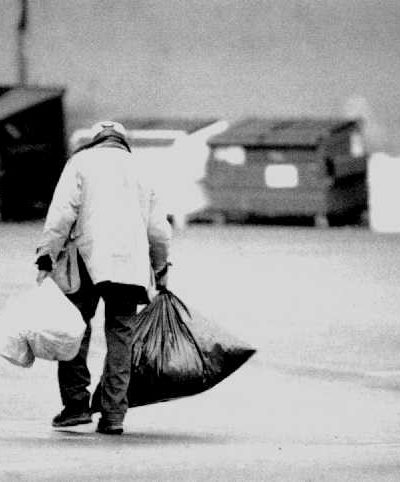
[0,278,85,367]
[0,325,35,368]
[92,289,256,411]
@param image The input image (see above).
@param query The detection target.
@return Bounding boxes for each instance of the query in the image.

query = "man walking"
[35,121,172,434]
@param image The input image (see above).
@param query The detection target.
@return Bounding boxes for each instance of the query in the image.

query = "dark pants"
[59,256,143,424]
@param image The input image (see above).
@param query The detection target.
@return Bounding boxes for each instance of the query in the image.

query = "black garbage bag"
[91,289,256,411]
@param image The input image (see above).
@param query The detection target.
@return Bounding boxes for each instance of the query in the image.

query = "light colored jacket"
[37,146,172,290]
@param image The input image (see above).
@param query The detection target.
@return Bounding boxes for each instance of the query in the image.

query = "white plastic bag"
[0,278,85,366]
[0,324,35,368]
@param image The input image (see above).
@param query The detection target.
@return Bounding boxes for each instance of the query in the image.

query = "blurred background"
[1,0,400,229]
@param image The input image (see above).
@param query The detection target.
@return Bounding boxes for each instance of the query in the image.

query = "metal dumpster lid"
[208,117,359,148]
[0,85,65,122]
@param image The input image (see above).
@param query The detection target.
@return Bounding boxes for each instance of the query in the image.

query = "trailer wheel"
[210,211,227,225]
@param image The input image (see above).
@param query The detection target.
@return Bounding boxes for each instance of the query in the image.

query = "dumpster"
[202,117,367,225]
[0,85,66,220]
[70,117,228,228]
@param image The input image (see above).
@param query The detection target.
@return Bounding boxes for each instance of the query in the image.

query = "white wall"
[1,0,400,151]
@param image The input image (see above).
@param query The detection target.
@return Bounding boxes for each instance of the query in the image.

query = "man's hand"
[155,262,172,291]
[36,270,49,285]
[155,271,168,291]
[35,254,53,286]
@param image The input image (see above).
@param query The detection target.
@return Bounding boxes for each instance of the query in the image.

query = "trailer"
[70,117,228,228]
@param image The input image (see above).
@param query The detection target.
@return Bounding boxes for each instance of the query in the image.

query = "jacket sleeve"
[36,159,82,264]
[147,187,172,274]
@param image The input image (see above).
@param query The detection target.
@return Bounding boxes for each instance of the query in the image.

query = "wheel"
[314,214,330,228]
[210,211,227,225]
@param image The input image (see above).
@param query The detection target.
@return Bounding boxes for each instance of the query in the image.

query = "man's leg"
[96,282,139,434]
[52,256,100,427]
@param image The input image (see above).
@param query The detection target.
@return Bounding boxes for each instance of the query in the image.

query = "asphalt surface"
[1,220,400,480]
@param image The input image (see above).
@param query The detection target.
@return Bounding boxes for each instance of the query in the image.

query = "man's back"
[39,144,171,288]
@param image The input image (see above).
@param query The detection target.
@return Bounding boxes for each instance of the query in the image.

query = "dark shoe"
[52,407,92,427]
[96,418,123,435]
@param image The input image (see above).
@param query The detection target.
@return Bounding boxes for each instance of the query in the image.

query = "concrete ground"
[1,220,400,480]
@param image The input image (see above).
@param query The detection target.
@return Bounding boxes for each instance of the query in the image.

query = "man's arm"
[36,158,82,269]
[147,187,172,289]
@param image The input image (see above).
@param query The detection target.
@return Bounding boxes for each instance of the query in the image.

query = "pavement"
[1,220,400,480]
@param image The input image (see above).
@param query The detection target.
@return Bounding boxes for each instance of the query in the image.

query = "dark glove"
[155,262,172,291]
[35,254,53,272]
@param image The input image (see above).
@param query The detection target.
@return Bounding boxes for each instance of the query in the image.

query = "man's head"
[73,120,131,154]
[90,121,127,141]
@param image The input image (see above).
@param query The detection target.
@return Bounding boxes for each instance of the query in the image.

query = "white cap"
[90,121,127,139]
